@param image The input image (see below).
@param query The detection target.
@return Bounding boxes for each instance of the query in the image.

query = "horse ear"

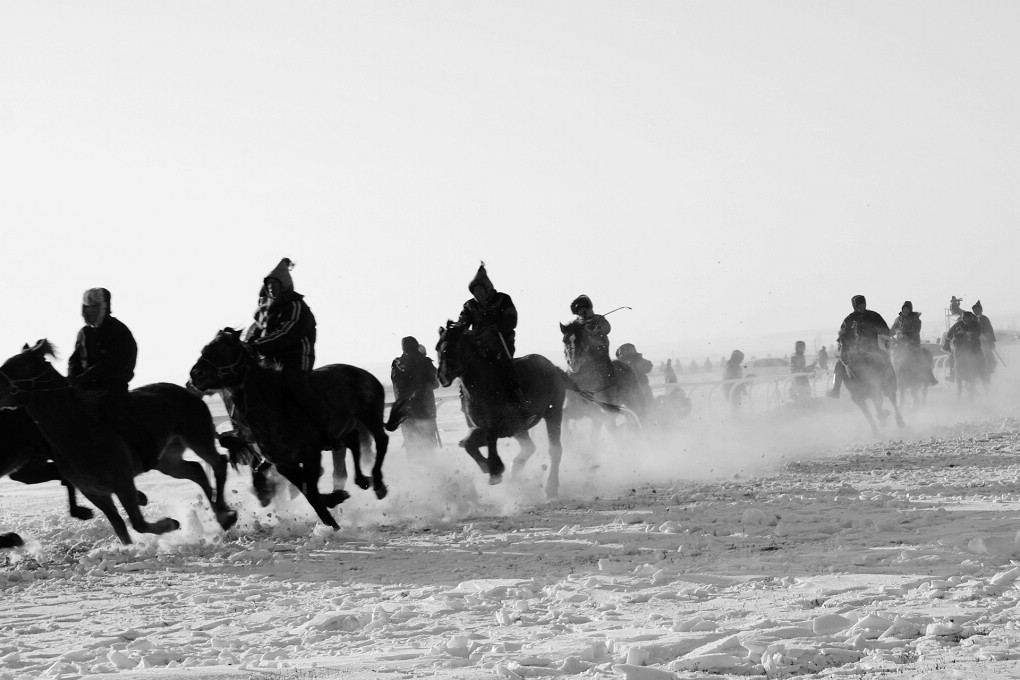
[559,323,568,333]
[22,343,29,351]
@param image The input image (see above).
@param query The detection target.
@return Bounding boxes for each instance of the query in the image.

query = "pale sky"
[2,1,1018,385]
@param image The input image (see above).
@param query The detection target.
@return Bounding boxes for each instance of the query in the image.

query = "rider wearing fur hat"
[890,301,938,387]
[570,295,612,360]
[828,295,892,398]
[68,288,137,393]
[242,258,338,447]
[456,262,524,409]
[972,300,997,375]
[245,258,317,371]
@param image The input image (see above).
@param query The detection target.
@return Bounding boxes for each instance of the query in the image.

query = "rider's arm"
[249,301,312,352]
[495,294,518,334]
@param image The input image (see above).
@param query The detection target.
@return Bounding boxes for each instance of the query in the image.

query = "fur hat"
[851,295,866,308]
[468,261,493,295]
[81,287,111,327]
[615,343,638,359]
[570,295,593,315]
[973,300,983,314]
[401,336,419,353]
[265,258,294,292]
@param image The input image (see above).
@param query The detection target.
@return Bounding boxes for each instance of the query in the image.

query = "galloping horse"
[0,340,237,544]
[842,349,905,435]
[436,321,608,498]
[890,336,930,409]
[188,328,407,529]
[950,334,988,401]
[560,320,646,433]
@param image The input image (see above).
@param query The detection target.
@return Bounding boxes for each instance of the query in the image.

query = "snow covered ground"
[3,352,1020,680]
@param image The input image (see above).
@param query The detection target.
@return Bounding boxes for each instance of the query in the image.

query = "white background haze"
[2,1,1018,386]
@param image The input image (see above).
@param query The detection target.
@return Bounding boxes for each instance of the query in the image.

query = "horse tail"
[217,432,260,470]
[384,395,415,433]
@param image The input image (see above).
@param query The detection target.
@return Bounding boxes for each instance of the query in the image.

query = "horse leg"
[180,434,238,530]
[10,462,95,520]
[155,442,238,531]
[328,449,352,506]
[0,533,23,549]
[276,460,341,528]
[365,422,389,500]
[79,490,133,544]
[65,483,94,520]
[252,461,277,507]
[461,428,491,474]
[343,430,372,491]
[851,395,880,437]
[116,481,180,538]
[486,431,505,485]
[510,432,536,480]
[544,410,564,500]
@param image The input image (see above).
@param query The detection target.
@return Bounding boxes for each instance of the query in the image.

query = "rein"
[197,349,249,387]
[0,365,66,395]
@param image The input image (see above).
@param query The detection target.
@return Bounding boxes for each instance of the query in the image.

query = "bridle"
[0,363,64,396]
[196,343,250,386]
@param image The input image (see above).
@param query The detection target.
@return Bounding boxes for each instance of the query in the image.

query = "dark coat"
[891,311,923,345]
[944,315,982,353]
[391,353,440,419]
[246,291,317,371]
[976,314,996,343]
[458,292,518,357]
[68,316,137,392]
[838,310,890,353]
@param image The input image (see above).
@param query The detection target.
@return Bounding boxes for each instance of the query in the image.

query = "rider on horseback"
[68,287,156,460]
[570,295,612,377]
[457,262,524,409]
[889,301,938,386]
[972,300,997,375]
[616,342,654,404]
[828,295,893,398]
[242,258,338,448]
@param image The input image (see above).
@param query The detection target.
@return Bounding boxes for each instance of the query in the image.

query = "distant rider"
[570,295,612,377]
[972,300,997,376]
[828,295,892,399]
[615,342,654,404]
[889,301,938,386]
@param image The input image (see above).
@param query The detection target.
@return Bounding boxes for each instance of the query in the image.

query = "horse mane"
[26,339,58,359]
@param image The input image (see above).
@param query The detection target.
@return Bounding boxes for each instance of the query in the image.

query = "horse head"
[560,320,589,373]
[435,321,468,388]
[0,339,67,405]
[189,327,254,392]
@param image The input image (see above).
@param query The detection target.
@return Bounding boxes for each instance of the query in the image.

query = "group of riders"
[827,294,998,400]
[63,262,1001,455]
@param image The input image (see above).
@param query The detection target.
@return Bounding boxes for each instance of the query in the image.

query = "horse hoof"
[137,491,149,506]
[488,473,503,486]
[153,518,180,534]
[217,510,239,531]
[0,532,24,549]
[374,483,388,500]
[71,507,95,521]
[355,476,371,491]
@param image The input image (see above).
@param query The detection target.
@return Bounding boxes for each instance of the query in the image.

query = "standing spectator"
[664,359,678,384]
[816,346,829,372]
[972,301,997,376]
[722,350,746,413]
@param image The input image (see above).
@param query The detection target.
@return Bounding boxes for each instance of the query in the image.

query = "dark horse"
[890,336,930,410]
[950,334,988,401]
[0,341,237,544]
[436,321,611,498]
[842,349,905,436]
[559,320,646,434]
[188,328,407,529]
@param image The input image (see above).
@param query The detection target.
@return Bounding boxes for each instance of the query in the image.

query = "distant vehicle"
[740,357,799,381]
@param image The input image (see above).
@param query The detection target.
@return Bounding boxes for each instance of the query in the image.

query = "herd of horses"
[0,320,995,548]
